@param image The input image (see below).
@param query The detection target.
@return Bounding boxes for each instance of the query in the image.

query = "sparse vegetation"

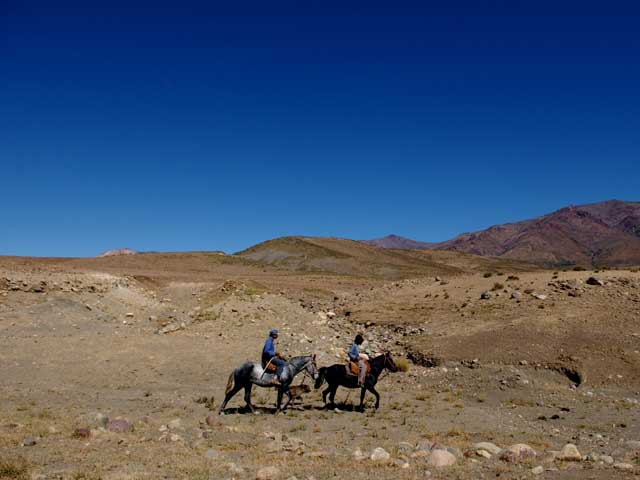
[483,272,493,278]
[506,275,519,281]
[573,265,587,271]
[491,282,504,291]
[0,458,29,480]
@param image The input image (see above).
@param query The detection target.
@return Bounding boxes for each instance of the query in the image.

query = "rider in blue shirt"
[348,334,367,387]
[262,329,286,385]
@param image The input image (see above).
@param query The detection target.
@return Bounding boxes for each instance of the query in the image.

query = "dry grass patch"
[0,457,29,480]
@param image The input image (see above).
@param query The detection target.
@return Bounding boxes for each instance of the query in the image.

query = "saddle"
[264,361,277,374]
[347,359,371,376]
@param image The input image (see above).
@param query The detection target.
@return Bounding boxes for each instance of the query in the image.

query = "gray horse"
[218,354,318,414]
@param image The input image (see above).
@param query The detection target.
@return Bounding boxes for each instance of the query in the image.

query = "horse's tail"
[225,371,235,395]
[314,367,327,389]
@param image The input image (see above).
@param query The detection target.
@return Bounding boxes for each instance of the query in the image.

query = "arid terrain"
[1,239,640,480]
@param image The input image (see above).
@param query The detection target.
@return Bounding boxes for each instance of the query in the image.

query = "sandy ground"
[1,254,639,479]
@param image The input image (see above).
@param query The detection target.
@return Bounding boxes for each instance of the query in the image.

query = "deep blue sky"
[2,1,639,256]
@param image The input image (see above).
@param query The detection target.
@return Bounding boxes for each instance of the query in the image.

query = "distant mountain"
[362,234,433,250]
[429,200,640,267]
[98,248,138,258]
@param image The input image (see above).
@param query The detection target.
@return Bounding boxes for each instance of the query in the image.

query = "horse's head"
[305,353,320,380]
[384,351,399,373]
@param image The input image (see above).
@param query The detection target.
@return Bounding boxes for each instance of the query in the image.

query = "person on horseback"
[348,333,368,387]
[262,329,286,385]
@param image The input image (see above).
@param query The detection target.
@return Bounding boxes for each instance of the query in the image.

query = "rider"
[262,329,286,385]
[348,333,368,387]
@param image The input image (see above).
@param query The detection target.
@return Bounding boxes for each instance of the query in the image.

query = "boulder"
[370,447,391,463]
[500,444,536,463]
[480,291,492,300]
[557,443,582,461]
[427,449,456,468]
[473,442,501,455]
[586,277,604,286]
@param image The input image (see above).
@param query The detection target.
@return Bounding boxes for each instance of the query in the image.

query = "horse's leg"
[358,386,367,412]
[218,382,244,414]
[328,385,339,407]
[276,387,284,412]
[282,390,293,411]
[368,384,380,409]
[322,386,330,405]
[243,383,254,412]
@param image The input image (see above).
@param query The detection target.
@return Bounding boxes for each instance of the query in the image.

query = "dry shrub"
[394,358,409,372]
[0,457,29,480]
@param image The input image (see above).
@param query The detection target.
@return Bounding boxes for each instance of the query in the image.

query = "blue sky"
[2,1,639,256]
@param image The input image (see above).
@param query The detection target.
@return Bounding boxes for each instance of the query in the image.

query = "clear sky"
[2,1,639,257]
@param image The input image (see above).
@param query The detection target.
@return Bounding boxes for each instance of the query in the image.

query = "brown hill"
[430,200,640,267]
[362,234,433,250]
[236,236,536,278]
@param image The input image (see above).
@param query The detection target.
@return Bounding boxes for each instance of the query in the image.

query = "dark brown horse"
[314,352,399,411]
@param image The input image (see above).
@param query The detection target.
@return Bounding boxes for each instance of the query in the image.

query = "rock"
[531,466,544,475]
[317,312,328,321]
[500,444,537,463]
[532,293,547,300]
[168,418,182,430]
[626,440,640,449]
[370,447,391,463]
[353,448,367,461]
[107,419,133,433]
[473,442,501,455]
[557,443,582,461]
[73,428,91,439]
[601,455,614,465]
[511,291,522,300]
[205,415,219,427]
[22,436,37,446]
[427,449,457,468]
[94,412,109,428]
[416,440,434,451]
[394,459,410,469]
[256,466,281,480]
[586,276,604,286]
[326,311,336,319]
[476,450,492,459]
[614,463,634,471]
[480,291,492,300]
[397,442,414,454]
[125,312,134,317]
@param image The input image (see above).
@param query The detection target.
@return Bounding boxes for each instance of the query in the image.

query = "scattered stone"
[370,447,391,463]
[476,449,492,459]
[511,291,522,300]
[73,428,91,439]
[107,419,133,433]
[531,466,544,475]
[397,441,414,454]
[353,449,367,461]
[22,436,37,446]
[532,293,547,300]
[427,449,457,468]
[94,412,109,428]
[557,443,582,461]
[480,291,492,300]
[416,440,434,451]
[473,442,501,455]
[256,466,281,480]
[614,462,634,471]
[125,312,134,317]
[601,455,614,465]
[205,415,219,427]
[168,418,182,430]
[586,276,604,286]
[500,444,537,463]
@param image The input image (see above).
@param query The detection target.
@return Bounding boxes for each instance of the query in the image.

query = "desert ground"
[1,240,640,479]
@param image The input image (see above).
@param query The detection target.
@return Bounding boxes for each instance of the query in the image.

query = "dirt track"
[1,253,639,479]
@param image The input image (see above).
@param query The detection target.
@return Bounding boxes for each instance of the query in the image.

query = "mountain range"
[365,200,640,267]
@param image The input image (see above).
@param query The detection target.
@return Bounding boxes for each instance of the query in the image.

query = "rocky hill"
[236,236,535,278]
[362,234,433,250]
[430,200,640,267]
